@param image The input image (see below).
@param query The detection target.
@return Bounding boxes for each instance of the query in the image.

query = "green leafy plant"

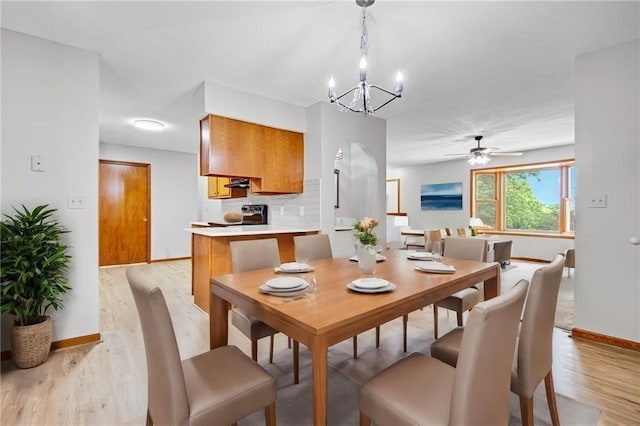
[1,205,72,326]
[354,216,379,246]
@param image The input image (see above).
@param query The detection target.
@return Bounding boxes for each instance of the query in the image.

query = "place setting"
[346,277,396,294]
[406,251,435,261]
[414,261,456,274]
[259,276,316,300]
[349,253,387,262]
[274,261,315,273]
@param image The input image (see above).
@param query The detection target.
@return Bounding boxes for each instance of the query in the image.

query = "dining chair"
[359,280,528,426]
[433,237,488,339]
[564,248,575,277]
[456,227,467,236]
[230,238,300,384]
[493,240,513,269]
[126,266,276,426]
[293,233,379,359]
[293,233,333,261]
[431,254,565,426]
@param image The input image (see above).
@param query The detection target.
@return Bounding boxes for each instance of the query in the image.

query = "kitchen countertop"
[186,225,320,237]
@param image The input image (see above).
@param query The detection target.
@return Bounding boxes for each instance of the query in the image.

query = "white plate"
[264,276,309,290]
[260,281,309,293]
[349,254,387,262]
[347,282,397,293]
[415,262,456,274]
[351,278,390,289]
[278,262,314,272]
[407,252,434,260]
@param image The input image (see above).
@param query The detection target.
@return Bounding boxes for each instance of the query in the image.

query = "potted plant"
[0,204,72,368]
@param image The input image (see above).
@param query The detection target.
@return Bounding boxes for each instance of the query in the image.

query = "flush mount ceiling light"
[132,118,166,131]
[328,0,404,116]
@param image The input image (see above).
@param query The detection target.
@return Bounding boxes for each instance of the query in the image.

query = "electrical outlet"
[67,195,86,209]
[588,193,607,208]
[280,206,285,216]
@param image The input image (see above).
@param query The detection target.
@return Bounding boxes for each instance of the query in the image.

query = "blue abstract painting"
[420,182,463,210]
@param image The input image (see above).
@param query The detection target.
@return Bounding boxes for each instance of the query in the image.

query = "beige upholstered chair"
[359,280,528,426]
[230,238,300,384]
[564,248,575,277]
[293,233,332,261]
[431,254,565,426]
[493,240,513,269]
[432,237,488,339]
[126,267,276,426]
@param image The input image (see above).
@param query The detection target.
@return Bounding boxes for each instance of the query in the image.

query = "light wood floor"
[1,260,638,425]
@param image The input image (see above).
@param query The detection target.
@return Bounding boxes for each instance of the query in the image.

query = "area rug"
[241,339,599,426]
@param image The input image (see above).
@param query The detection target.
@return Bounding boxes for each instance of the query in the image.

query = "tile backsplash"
[221,179,320,228]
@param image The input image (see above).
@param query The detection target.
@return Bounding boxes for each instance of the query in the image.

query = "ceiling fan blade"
[444,153,470,157]
[489,152,523,156]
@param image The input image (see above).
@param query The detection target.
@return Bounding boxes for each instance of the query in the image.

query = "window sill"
[480,231,575,239]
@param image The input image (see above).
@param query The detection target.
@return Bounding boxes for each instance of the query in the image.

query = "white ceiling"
[2,1,638,166]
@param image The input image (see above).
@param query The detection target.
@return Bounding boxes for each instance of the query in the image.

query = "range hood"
[224,178,250,188]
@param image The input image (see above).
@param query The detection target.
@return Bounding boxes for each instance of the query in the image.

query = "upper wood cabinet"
[200,115,303,194]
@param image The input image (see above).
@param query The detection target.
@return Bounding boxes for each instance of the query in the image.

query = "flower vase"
[357,244,377,275]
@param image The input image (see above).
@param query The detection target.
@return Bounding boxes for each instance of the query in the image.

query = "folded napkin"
[415,261,456,274]
[349,254,387,262]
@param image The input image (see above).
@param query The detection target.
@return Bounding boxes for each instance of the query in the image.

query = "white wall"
[1,30,100,349]
[575,39,639,342]
[312,102,387,256]
[387,145,575,260]
[99,143,198,259]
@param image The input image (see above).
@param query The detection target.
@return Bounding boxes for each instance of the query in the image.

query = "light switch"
[588,193,607,208]
[31,155,45,172]
[299,206,305,216]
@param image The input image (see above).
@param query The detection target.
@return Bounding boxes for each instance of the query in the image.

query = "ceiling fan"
[445,135,523,165]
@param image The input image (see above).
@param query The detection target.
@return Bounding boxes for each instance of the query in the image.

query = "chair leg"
[519,396,534,426]
[359,411,372,426]
[293,340,300,384]
[433,305,439,339]
[146,409,153,426]
[545,371,561,426]
[265,402,276,426]
[456,311,464,327]
[375,326,380,348]
[251,339,258,362]
[352,336,358,359]
[269,335,274,363]
[402,314,409,352]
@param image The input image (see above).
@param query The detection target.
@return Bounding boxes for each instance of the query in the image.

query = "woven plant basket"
[11,316,52,368]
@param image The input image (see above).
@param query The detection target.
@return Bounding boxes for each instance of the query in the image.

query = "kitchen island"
[187,225,319,313]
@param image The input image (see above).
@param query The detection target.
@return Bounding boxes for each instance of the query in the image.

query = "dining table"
[209,249,501,426]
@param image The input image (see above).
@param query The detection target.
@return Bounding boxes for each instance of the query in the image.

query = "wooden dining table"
[209,250,501,425]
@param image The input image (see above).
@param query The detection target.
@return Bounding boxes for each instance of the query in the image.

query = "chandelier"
[328,0,404,116]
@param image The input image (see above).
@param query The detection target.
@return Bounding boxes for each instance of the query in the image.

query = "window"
[471,160,575,235]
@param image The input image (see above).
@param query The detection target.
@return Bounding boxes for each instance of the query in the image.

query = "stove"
[208,204,268,227]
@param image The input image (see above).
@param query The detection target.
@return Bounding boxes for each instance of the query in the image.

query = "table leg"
[483,264,501,299]
[311,335,328,425]
[210,290,229,349]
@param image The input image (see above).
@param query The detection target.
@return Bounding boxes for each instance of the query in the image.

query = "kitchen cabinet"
[207,177,246,199]
[200,115,303,194]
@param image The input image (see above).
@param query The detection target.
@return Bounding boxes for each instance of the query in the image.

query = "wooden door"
[99,160,150,266]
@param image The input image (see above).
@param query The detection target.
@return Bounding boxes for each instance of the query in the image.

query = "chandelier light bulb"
[396,71,404,94]
[328,77,337,99]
